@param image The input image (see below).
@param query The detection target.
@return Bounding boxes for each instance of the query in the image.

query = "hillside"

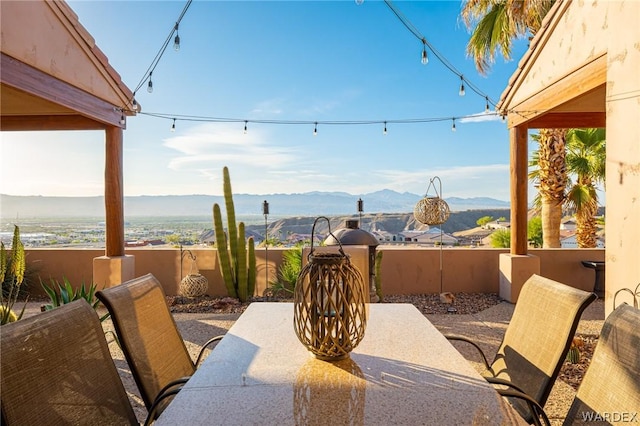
[244,209,511,237]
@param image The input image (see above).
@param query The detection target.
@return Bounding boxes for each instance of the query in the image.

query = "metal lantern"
[293,217,368,361]
[414,176,450,225]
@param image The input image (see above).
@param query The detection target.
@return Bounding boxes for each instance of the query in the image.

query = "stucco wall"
[0,1,126,106]
[23,247,605,299]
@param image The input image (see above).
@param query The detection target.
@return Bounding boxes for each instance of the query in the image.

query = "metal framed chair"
[0,299,156,425]
[446,274,597,424]
[502,303,640,425]
[96,273,223,418]
[562,303,640,424]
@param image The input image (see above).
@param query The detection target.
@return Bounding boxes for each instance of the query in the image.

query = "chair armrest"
[444,335,491,371]
[498,388,550,426]
[144,385,184,426]
[196,335,224,367]
[484,376,528,395]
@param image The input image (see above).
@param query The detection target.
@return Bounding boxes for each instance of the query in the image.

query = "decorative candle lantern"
[293,217,367,361]
[179,248,208,297]
[413,176,450,225]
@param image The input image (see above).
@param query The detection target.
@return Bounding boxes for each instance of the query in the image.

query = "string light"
[383,1,498,109]
[129,0,192,101]
[173,24,181,51]
[383,121,387,135]
[132,96,139,112]
[120,112,126,126]
[313,122,318,136]
[171,118,176,132]
[485,96,490,113]
[243,120,248,134]
[451,118,456,132]
[421,39,428,65]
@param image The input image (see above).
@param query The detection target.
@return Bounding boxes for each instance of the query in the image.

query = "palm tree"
[460,0,553,74]
[565,128,606,248]
[528,129,567,247]
[461,0,565,247]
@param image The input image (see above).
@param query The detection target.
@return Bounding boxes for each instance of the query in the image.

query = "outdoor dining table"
[155,302,525,425]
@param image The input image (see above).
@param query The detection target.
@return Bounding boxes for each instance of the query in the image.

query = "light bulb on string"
[458,76,465,96]
[173,24,180,51]
[451,118,456,132]
[421,40,428,65]
[119,112,126,126]
[243,121,248,134]
[313,122,318,136]
[131,96,139,112]
[383,122,387,135]
[485,97,490,113]
[171,118,176,132]
[147,72,153,93]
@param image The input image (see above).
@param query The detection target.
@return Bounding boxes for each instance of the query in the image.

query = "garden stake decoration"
[293,217,367,361]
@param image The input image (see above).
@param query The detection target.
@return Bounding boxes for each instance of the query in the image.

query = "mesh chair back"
[0,299,138,426]
[96,273,195,411]
[564,304,640,425]
[490,274,596,420]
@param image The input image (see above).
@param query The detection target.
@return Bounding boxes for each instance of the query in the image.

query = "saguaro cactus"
[212,167,256,302]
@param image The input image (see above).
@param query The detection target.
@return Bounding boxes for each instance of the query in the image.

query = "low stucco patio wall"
[23,246,604,298]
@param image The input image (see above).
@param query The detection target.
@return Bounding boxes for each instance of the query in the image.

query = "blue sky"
[1,0,531,200]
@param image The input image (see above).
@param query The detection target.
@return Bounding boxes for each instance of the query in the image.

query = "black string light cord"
[383,0,496,110]
[124,0,514,131]
[129,0,192,108]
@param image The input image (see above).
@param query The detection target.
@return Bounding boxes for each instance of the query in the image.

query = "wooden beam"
[1,115,108,131]
[510,126,529,255]
[105,127,125,257]
[506,55,607,128]
[525,112,606,129]
[1,53,123,128]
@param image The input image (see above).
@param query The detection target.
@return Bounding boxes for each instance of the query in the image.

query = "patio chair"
[501,303,640,425]
[96,273,223,418]
[446,274,596,424]
[0,299,165,426]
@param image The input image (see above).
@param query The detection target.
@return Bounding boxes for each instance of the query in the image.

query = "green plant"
[476,216,493,228]
[213,166,256,302]
[269,244,303,296]
[374,250,384,302]
[490,229,511,248]
[1,225,28,325]
[41,277,109,322]
[527,217,543,248]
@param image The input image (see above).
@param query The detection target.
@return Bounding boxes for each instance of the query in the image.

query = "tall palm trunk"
[537,128,566,248]
[573,176,599,248]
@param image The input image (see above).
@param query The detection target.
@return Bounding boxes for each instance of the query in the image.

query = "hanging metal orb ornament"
[293,217,368,361]
[414,176,450,225]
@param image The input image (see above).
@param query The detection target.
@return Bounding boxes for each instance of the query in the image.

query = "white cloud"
[458,111,503,123]
[163,122,298,173]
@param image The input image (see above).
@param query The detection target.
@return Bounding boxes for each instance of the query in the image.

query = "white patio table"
[155,302,525,425]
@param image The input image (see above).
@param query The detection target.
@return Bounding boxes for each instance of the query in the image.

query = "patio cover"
[1,0,137,286]
[496,0,639,313]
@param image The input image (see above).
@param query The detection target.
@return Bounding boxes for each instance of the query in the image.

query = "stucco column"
[93,126,134,288]
[499,124,539,302]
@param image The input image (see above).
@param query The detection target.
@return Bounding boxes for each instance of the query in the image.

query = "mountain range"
[0,191,509,219]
